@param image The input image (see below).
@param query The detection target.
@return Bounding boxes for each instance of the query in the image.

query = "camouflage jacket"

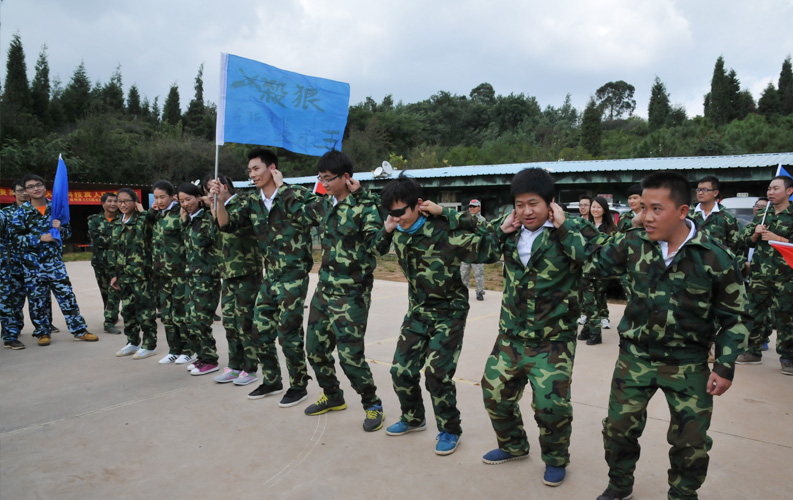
[146,201,187,278]
[221,186,314,282]
[280,186,381,293]
[585,227,750,380]
[87,212,118,268]
[687,203,740,252]
[1,204,24,275]
[738,204,793,283]
[111,212,152,280]
[183,208,220,278]
[7,200,69,273]
[375,208,484,314]
[0,211,9,279]
[617,211,639,232]
[216,194,263,280]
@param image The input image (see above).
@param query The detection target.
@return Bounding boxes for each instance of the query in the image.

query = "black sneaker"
[577,331,589,340]
[476,291,484,301]
[304,393,347,415]
[587,335,603,345]
[247,381,284,400]
[3,339,25,350]
[363,404,385,432]
[596,487,633,500]
[279,387,309,408]
[51,326,61,333]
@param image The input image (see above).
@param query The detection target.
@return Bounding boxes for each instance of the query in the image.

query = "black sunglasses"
[388,205,410,217]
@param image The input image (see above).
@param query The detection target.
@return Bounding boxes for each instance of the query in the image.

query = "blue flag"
[777,164,793,201]
[50,155,70,243]
[216,53,350,156]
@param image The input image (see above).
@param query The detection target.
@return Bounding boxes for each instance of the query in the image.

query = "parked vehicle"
[720,196,761,228]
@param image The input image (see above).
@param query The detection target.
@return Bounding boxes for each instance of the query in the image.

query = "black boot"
[586,333,602,345]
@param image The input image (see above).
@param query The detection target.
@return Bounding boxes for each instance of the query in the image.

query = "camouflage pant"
[581,278,609,337]
[157,274,190,355]
[603,353,714,500]
[118,276,157,350]
[481,338,576,467]
[221,274,261,371]
[392,310,467,434]
[25,264,87,336]
[746,279,792,359]
[0,273,26,341]
[306,285,381,409]
[92,264,120,327]
[460,262,485,294]
[254,276,311,387]
[186,275,220,364]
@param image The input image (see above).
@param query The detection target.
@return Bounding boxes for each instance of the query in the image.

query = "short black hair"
[152,180,176,197]
[10,179,24,191]
[317,150,353,177]
[578,195,592,203]
[22,174,45,188]
[510,168,554,205]
[758,196,769,202]
[380,173,422,210]
[626,183,643,197]
[247,148,278,168]
[100,192,117,203]
[772,175,793,191]
[116,188,139,203]
[178,182,203,198]
[697,175,720,192]
[641,171,691,208]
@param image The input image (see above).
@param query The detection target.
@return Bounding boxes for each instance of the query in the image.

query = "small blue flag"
[50,155,70,243]
[777,164,793,201]
[216,53,350,157]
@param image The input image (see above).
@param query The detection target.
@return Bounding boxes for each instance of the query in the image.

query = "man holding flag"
[8,164,98,345]
[736,173,793,374]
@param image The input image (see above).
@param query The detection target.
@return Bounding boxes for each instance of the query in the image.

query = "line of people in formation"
[1,148,791,500]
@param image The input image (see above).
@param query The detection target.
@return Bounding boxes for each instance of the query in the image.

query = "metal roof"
[230,152,793,188]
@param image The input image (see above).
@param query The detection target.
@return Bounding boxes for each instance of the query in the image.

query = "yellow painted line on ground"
[467,311,499,322]
[366,357,480,386]
[365,336,400,347]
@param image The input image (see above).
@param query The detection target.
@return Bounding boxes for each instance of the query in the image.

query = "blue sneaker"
[543,465,566,486]
[482,448,529,464]
[386,419,427,436]
[435,432,460,456]
[762,342,769,351]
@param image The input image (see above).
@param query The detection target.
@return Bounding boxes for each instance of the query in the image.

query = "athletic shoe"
[51,326,61,333]
[103,325,122,334]
[74,332,99,341]
[186,363,196,371]
[577,331,589,340]
[601,318,610,329]
[386,419,427,436]
[133,348,157,360]
[213,367,240,383]
[304,393,347,415]
[542,465,566,486]
[159,353,178,365]
[736,353,762,365]
[37,335,51,346]
[586,335,602,345]
[577,315,587,325]
[363,404,384,432]
[762,342,769,351]
[116,343,139,357]
[596,487,633,500]
[175,354,195,365]
[435,432,460,455]
[781,359,793,376]
[233,371,258,386]
[279,387,309,407]
[248,381,284,400]
[476,291,484,301]
[482,448,529,464]
[3,339,25,350]
[191,362,219,376]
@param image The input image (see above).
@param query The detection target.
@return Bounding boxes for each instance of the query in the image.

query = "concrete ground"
[1,261,790,499]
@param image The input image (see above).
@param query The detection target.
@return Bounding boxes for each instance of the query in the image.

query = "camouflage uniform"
[688,203,740,251]
[579,220,615,339]
[617,211,639,233]
[738,205,793,359]
[280,185,383,409]
[87,211,121,328]
[7,200,89,337]
[586,225,750,500]
[221,186,314,386]
[375,208,485,435]
[111,212,157,349]
[147,202,190,356]
[183,208,221,365]
[476,216,592,467]
[0,210,25,342]
[460,212,486,295]
[216,194,263,371]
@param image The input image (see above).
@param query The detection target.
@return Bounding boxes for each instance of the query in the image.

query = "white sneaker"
[159,353,178,364]
[174,353,195,365]
[601,318,610,329]
[133,348,157,360]
[115,343,139,357]
[213,367,240,383]
[187,363,196,371]
[577,315,587,326]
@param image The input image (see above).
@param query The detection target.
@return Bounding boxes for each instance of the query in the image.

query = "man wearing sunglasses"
[460,199,487,301]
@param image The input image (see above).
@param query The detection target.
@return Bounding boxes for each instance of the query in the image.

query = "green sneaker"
[363,404,384,432]
[304,393,347,415]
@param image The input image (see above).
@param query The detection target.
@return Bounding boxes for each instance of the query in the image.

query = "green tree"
[469,82,496,105]
[151,96,161,124]
[162,84,181,125]
[127,84,142,117]
[580,97,603,156]
[102,65,125,112]
[61,62,92,122]
[31,44,50,124]
[778,55,793,115]
[2,32,32,112]
[704,56,734,125]
[183,64,207,136]
[595,80,636,120]
[648,76,670,131]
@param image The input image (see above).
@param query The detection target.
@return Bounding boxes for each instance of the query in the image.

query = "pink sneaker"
[191,362,219,376]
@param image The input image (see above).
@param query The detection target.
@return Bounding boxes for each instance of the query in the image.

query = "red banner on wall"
[0,188,141,206]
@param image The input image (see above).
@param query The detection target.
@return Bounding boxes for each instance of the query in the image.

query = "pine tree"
[127,84,142,117]
[151,96,161,124]
[705,56,730,125]
[103,65,125,112]
[30,44,51,124]
[758,83,781,117]
[648,76,670,131]
[183,64,207,135]
[162,84,181,125]
[2,32,32,112]
[580,97,602,156]
[778,55,793,115]
[61,62,92,122]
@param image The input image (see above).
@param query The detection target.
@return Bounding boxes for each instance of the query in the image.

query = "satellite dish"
[382,161,394,174]
[373,166,384,177]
